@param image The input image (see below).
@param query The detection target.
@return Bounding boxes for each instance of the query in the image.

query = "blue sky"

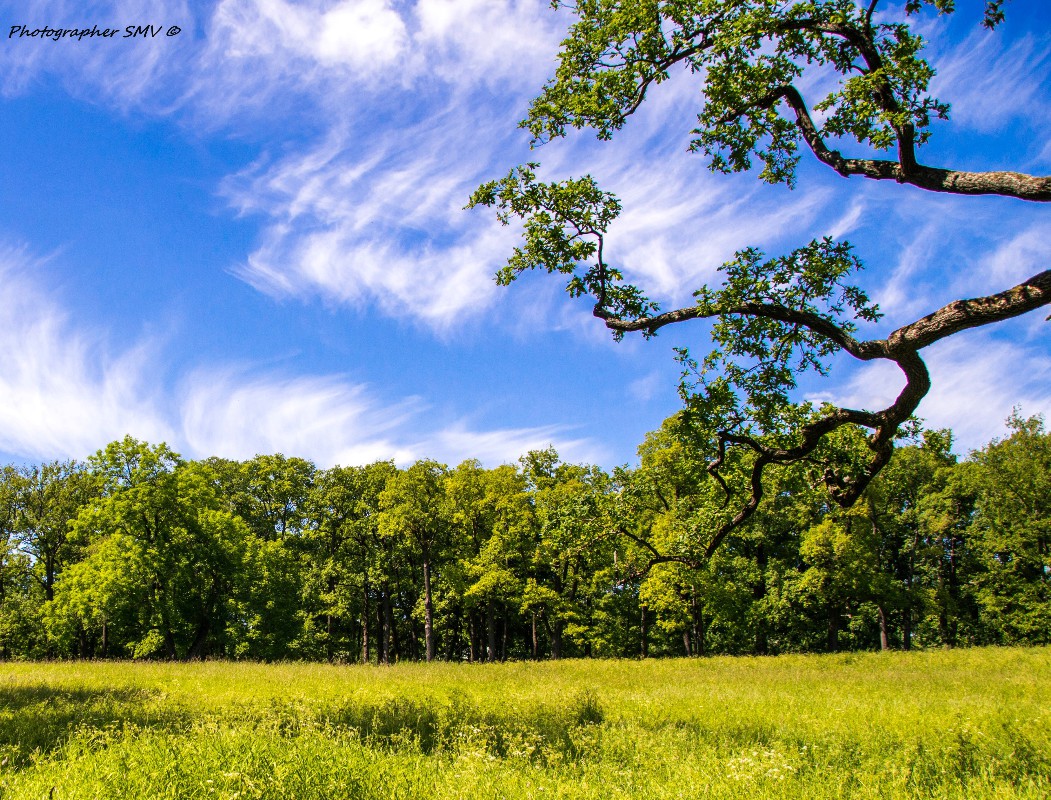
[0,0,1048,470]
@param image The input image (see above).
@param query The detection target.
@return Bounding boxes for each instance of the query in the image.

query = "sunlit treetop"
[525,0,1046,199]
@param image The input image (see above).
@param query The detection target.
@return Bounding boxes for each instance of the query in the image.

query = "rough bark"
[531,611,539,660]
[772,84,1051,201]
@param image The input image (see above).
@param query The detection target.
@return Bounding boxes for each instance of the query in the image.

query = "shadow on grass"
[0,683,190,768]
[319,689,606,761]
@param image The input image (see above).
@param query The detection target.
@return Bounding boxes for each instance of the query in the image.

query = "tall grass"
[0,648,1047,798]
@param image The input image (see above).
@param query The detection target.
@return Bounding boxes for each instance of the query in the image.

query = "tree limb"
[769,85,1051,200]
[602,269,1051,556]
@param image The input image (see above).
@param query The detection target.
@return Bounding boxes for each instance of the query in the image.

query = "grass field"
[0,648,1047,798]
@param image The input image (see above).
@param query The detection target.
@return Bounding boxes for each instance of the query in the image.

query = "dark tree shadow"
[0,683,190,768]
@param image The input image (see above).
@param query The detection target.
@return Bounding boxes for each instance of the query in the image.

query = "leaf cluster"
[524,1,994,186]
[684,238,880,439]
[468,164,658,330]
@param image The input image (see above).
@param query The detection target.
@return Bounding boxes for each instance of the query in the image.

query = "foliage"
[469,0,1051,559]
[0,409,1048,662]
[968,413,1051,644]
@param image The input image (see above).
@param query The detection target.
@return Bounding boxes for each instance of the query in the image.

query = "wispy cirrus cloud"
[930,28,1051,136]
[0,0,195,108]
[221,108,523,326]
[0,244,594,466]
[0,246,175,459]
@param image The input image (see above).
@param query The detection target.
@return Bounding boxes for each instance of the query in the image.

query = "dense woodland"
[0,412,1047,663]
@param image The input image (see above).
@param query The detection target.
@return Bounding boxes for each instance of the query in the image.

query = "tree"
[306,461,397,663]
[967,413,1051,643]
[379,460,451,662]
[469,0,1050,559]
[519,448,612,659]
[0,467,40,658]
[54,438,248,660]
[13,461,99,604]
[216,454,316,660]
[447,461,533,662]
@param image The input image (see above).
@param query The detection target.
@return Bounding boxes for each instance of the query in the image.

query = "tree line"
[0,412,1047,662]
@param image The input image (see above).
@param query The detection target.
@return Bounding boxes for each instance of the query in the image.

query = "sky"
[0,0,1047,471]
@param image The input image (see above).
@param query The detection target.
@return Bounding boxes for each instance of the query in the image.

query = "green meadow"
[0,648,1048,799]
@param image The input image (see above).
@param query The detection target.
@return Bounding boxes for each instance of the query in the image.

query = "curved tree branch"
[600,269,1051,557]
[538,7,1050,200]
[767,85,1051,200]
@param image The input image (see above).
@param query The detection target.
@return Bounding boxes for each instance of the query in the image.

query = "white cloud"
[0,0,194,108]
[176,367,602,466]
[919,335,1051,451]
[629,370,664,403]
[421,423,603,468]
[226,147,517,326]
[210,0,408,75]
[412,0,565,88]
[0,245,597,467]
[869,213,947,325]
[808,329,1051,453]
[979,223,1051,296]
[0,247,175,459]
[179,369,420,465]
[931,29,1051,134]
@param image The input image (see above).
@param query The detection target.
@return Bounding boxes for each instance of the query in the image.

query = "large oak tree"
[470,0,1050,559]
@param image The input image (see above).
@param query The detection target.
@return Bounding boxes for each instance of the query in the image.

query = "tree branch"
[597,297,877,358]
[599,268,1051,557]
[886,270,1051,350]
[769,85,1051,200]
[620,37,714,118]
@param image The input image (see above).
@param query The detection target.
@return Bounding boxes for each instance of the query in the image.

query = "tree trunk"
[541,615,561,660]
[753,545,768,655]
[381,586,392,665]
[78,624,89,660]
[640,604,648,658]
[531,612,539,660]
[361,580,370,665]
[422,558,435,662]
[445,610,457,661]
[486,600,497,662]
[878,605,891,651]
[45,552,56,602]
[406,606,417,661]
[187,617,211,661]
[501,613,508,662]
[468,613,476,663]
[326,613,334,663]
